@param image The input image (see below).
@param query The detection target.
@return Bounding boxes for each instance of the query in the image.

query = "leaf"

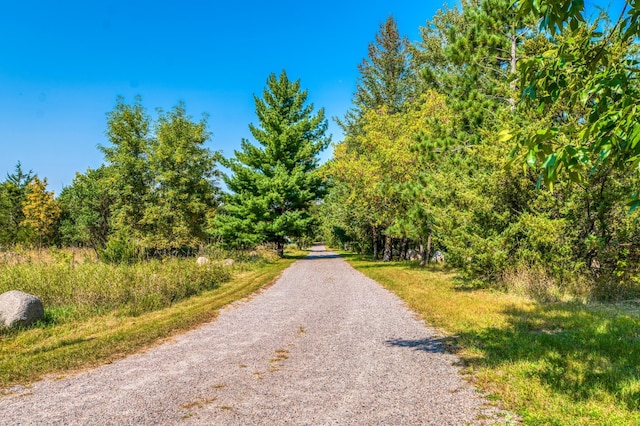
[526,150,538,168]
[498,129,513,142]
[542,153,558,168]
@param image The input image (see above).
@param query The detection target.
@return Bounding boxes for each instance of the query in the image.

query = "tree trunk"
[426,233,432,265]
[383,234,392,262]
[400,237,408,260]
[419,239,427,267]
[276,238,285,258]
[508,32,517,112]
[372,227,379,260]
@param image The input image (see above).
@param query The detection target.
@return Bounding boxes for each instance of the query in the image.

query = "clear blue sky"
[0,0,624,194]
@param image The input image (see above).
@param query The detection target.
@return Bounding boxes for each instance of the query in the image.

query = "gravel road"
[1,246,510,425]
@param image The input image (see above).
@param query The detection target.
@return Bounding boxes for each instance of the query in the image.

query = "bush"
[98,233,140,264]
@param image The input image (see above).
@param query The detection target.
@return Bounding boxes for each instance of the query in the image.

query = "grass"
[342,253,640,425]
[0,248,306,389]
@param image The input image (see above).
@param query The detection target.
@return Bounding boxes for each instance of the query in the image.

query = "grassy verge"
[0,250,305,389]
[342,253,640,425]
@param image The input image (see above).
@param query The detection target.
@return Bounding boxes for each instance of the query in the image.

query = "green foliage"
[321,0,640,299]
[99,96,152,238]
[0,162,34,246]
[58,166,112,248]
[97,231,141,264]
[215,70,329,257]
[143,103,220,252]
[513,0,640,203]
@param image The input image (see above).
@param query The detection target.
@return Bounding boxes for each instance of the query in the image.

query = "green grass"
[342,253,640,425]
[0,249,306,388]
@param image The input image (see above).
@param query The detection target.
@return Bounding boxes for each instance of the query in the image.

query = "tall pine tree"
[339,16,415,136]
[216,71,330,257]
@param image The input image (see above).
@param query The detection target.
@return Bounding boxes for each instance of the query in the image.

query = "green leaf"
[542,153,558,168]
[526,150,538,168]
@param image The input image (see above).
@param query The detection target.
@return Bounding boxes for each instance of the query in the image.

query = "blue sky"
[0,0,625,194]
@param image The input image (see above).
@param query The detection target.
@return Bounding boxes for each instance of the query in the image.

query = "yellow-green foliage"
[345,254,640,425]
[20,177,61,246]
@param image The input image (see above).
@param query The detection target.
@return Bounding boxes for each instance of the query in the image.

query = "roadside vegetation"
[343,253,640,425]
[320,2,640,302]
[0,247,304,388]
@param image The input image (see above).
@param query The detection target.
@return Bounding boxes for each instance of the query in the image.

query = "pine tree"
[415,0,532,150]
[0,162,34,245]
[216,71,330,257]
[339,16,416,135]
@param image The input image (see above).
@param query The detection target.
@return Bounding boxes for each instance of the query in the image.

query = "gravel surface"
[0,246,512,425]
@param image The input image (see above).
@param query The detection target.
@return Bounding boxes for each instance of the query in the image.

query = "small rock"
[0,290,44,328]
[222,258,235,267]
[431,250,445,263]
[196,256,210,266]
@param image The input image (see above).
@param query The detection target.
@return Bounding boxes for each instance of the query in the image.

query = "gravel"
[0,246,513,425]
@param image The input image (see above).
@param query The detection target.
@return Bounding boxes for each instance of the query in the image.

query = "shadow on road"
[384,337,449,354]
[301,253,342,260]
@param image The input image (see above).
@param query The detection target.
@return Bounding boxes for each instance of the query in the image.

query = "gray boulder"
[431,250,445,263]
[0,290,44,328]
[222,258,235,267]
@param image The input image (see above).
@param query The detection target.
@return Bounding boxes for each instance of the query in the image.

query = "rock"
[222,258,235,267]
[431,250,445,263]
[406,249,422,261]
[196,256,210,266]
[0,290,44,328]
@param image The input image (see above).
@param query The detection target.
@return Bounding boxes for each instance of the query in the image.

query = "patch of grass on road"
[342,253,640,425]
[0,253,302,389]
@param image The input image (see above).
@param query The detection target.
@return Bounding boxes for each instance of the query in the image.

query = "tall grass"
[342,253,640,425]
[0,259,231,320]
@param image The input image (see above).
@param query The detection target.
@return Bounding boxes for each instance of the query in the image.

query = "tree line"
[0,71,327,262]
[320,0,640,300]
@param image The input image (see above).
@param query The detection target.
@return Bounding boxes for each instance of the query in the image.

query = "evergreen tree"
[415,0,532,151]
[0,162,34,245]
[339,16,415,134]
[216,71,330,257]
